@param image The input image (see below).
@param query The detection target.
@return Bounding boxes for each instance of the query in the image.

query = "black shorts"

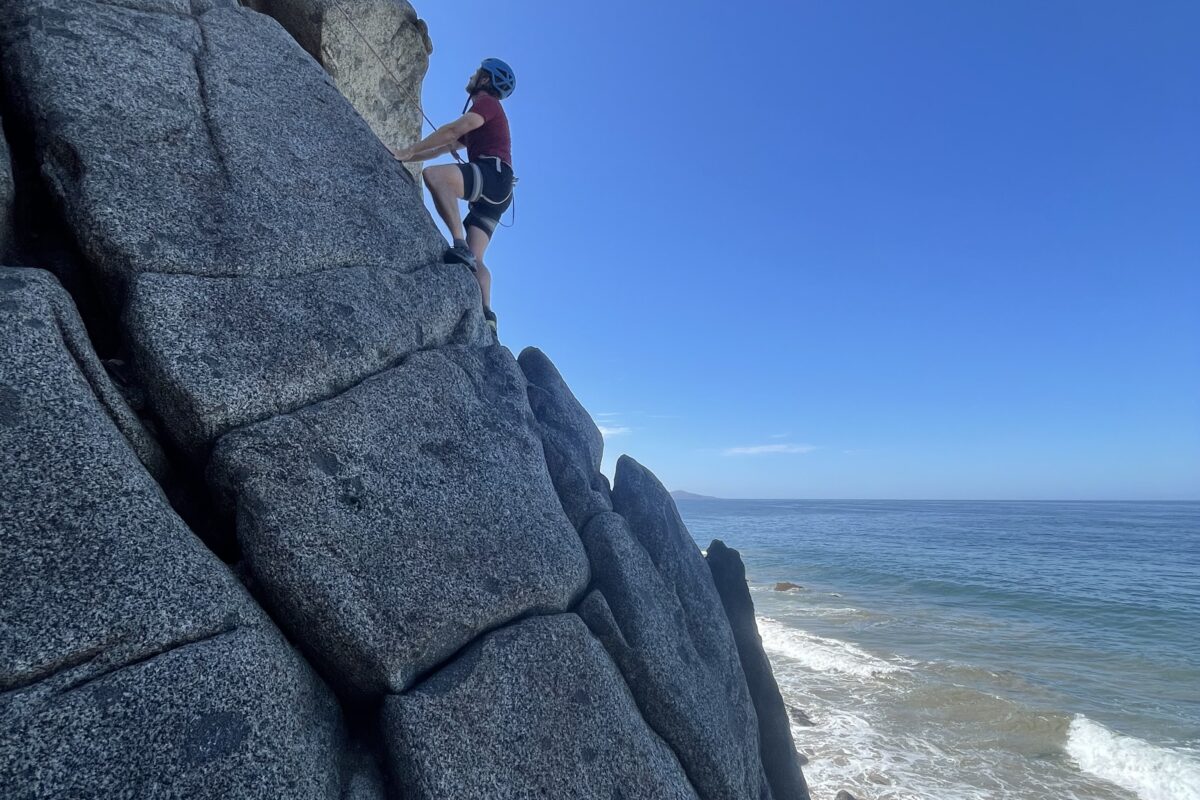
[458,157,514,238]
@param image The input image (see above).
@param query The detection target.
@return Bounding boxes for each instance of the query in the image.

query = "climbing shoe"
[443,239,476,271]
[483,306,498,334]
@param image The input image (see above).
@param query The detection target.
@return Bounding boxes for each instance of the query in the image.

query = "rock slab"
[245,0,432,179]
[385,613,701,800]
[576,513,771,800]
[519,346,613,529]
[0,267,344,798]
[210,344,591,695]
[708,539,811,800]
[125,262,487,454]
[1,627,343,800]
[608,455,771,800]
[0,0,443,296]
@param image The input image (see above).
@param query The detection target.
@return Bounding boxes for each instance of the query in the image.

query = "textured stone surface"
[612,455,740,673]
[339,741,388,800]
[0,0,443,298]
[0,3,809,798]
[210,344,590,695]
[384,613,701,800]
[0,267,344,797]
[0,627,344,800]
[519,346,612,529]
[0,119,12,259]
[576,512,771,800]
[0,269,223,688]
[708,539,811,800]
[245,0,431,180]
[125,261,488,454]
[0,268,164,487]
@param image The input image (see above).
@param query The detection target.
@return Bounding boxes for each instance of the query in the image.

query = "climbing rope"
[327,0,464,163]
[310,0,517,225]
[243,0,516,224]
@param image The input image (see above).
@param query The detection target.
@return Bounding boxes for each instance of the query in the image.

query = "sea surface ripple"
[680,500,1200,800]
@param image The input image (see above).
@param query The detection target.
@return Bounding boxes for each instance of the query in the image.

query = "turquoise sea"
[677,500,1200,800]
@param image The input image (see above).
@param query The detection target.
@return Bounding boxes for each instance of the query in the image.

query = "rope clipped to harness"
[470,157,519,228]
[326,0,516,225]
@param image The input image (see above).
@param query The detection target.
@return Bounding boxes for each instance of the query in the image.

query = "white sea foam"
[790,701,998,800]
[756,616,906,678]
[1066,715,1200,800]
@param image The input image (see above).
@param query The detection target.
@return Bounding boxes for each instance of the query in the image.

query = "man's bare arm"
[392,112,483,162]
[393,141,461,162]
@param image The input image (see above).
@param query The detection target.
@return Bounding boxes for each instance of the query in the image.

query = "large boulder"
[0,119,12,259]
[612,456,740,670]
[0,0,443,300]
[604,455,772,800]
[707,539,811,800]
[124,262,488,455]
[575,514,771,800]
[518,347,612,529]
[0,3,806,799]
[384,613,701,800]
[244,0,432,179]
[0,267,345,798]
[209,344,591,695]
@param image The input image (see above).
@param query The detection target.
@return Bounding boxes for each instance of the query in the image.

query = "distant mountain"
[670,490,721,501]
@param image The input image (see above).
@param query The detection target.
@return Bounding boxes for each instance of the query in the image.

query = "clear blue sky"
[411,1,1199,500]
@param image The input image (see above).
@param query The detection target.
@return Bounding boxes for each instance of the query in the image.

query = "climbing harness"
[471,156,518,228]
[326,0,517,225]
[464,157,516,205]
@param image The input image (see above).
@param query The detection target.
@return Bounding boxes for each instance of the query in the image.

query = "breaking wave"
[1066,715,1200,800]
[756,616,906,679]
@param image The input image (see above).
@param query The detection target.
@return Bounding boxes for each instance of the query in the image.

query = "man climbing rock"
[392,58,516,333]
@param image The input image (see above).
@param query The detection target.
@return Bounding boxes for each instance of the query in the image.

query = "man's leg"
[422,165,466,241]
[466,225,493,309]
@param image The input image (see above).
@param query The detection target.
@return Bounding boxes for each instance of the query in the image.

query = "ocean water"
[676,500,1200,800]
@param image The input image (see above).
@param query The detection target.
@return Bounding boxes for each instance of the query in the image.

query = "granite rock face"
[0,268,344,797]
[1,627,344,800]
[519,346,613,529]
[245,0,432,179]
[576,512,771,800]
[0,268,164,480]
[708,539,812,800]
[125,262,488,454]
[0,0,442,296]
[612,455,744,675]
[210,344,591,695]
[615,457,774,794]
[0,1,810,796]
[385,614,701,800]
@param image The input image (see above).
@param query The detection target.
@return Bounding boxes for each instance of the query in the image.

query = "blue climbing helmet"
[479,57,516,99]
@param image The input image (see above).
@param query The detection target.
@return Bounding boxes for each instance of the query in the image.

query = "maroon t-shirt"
[463,93,512,167]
